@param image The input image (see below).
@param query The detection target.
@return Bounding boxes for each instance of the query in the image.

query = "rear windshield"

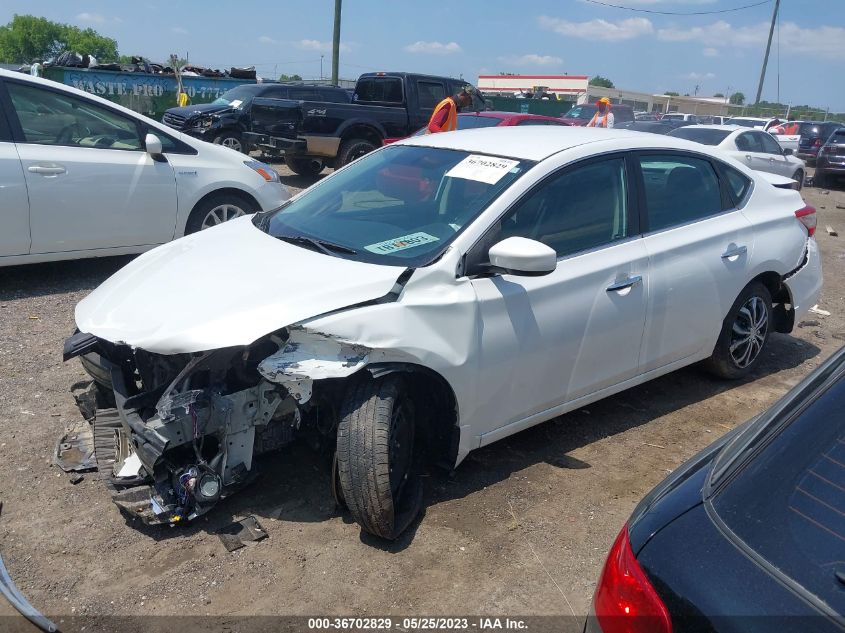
[354,77,403,104]
[457,115,504,129]
[713,374,845,613]
[726,118,763,128]
[563,105,595,120]
[669,128,731,145]
[829,129,845,144]
[799,123,822,136]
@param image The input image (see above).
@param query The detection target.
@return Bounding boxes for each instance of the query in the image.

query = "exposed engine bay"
[63,327,367,526]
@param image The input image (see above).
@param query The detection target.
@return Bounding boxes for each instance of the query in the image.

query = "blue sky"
[3,0,843,109]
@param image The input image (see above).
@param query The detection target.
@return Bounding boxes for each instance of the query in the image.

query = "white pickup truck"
[726,116,800,153]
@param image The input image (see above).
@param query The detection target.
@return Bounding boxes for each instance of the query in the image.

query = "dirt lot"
[1,165,844,631]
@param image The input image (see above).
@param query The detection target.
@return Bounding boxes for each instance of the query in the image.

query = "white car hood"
[75,216,406,354]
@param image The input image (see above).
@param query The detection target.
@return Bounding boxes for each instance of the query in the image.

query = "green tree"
[664,91,679,97]
[713,92,724,98]
[729,91,745,105]
[279,73,303,81]
[589,75,614,88]
[0,14,117,63]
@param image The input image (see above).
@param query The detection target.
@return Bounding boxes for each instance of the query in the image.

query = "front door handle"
[28,164,66,175]
[721,245,748,259]
[745,155,752,161]
[606,275,642,292]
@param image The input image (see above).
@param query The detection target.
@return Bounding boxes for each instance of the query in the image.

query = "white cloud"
[258,35,277,44]
[297,39,351,53]
[404,41,462,55]
[539,16,653,41]
[498,54,562,67]
[76,12,106,24]
[702,47,719,57]
[658,20,845,56]
[171,26,188,35]
[683,71,716,80]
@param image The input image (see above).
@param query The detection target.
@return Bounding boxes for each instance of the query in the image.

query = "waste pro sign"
[44,67,254,119]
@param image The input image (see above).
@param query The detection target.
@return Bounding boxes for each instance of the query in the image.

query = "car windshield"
[211,86,258,107]
[662,114,684,121]
[256,145,532,267]
[726,118,763,128]
[564,105,594,120]
[712,371,845,613]
[668,128,731,145]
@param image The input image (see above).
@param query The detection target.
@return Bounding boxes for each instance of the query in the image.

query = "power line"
[581,0,772,16]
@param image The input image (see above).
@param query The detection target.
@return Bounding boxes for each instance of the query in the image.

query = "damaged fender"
[257,328,369,404]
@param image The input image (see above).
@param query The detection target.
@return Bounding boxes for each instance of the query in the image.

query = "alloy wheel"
[201,203,246,230]
[221,137,243,152]
[729,295,769,368]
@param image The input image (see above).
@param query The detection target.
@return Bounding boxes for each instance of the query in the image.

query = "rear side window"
[417,81,446,109]
[668,127,731,146]
[713,374,845,614]
[720,164,752,206]
[639,154,723,231]
[736,132,763,152]
[758,132,783,155]
[354,77,403,104]
[831,130,845,144]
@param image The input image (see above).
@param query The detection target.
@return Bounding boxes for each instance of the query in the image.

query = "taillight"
[592,524,672,633]
[795,205,817,237]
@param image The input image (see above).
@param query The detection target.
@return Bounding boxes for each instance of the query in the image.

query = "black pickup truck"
[243,72,469,176]
[161,82,351,154]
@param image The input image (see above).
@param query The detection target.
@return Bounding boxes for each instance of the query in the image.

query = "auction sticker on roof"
[446,155,520,185]
[365,232,440,255]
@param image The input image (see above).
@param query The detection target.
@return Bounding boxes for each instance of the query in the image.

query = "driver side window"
[498,157,629,258]
[7,82,142,150]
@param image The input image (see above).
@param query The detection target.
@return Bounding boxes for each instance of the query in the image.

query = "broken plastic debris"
[216,516,267,552]
[809,305,831,317]
[115,452,143,478]
[156,389,205,421]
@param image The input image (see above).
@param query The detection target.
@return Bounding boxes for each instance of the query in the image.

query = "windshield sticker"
[229,99,243,108]
[446,155,520,185]
[365,232,440,255]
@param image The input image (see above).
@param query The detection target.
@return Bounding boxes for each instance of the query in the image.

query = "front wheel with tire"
[213,132,247,154]
[704,282,772,379]
[815,172,828,189]
[185,192,257,234]
[286,157,325,177]
[337,138,377,167]
[336,375,423,539]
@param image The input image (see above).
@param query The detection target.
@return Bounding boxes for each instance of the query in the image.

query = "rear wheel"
[185,192,257,234]
[704,282,772,379]
[337,138,377,167]
[792,169,804,191]
[814,172,828,189]
[286,157,325,177]
[336,375,423,539]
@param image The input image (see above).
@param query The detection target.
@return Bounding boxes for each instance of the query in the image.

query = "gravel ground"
[1,164,844,632]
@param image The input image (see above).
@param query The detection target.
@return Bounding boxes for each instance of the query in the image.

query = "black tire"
[79,352,116,408]
[185,192,257,234]
[336,375,423,539]
[212,131,247,154]
[337,138,377,167]
[792,169,804,191]
[703,282,772,380]
[286,157,325,177]
[815,172,828,189]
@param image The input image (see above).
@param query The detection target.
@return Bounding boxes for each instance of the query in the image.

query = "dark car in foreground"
[815,128,845,189]
[161,82,350,153]
[797,121,842,162]
[586,345,845,633]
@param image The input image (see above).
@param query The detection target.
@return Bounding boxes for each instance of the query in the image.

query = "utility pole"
[331,0,342,86]
[754,0,779,105]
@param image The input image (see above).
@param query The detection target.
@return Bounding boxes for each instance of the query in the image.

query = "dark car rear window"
[668,128,731,145]
[712,375,845,613]
[354,77,403,104]
[828,129,845,144]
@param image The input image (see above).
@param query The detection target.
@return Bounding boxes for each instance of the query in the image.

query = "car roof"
[395,125,716,161]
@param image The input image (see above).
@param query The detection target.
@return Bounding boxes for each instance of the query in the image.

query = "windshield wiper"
[276,234,357,255]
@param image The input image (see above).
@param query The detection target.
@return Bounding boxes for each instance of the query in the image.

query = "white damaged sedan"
[65,127,822,539]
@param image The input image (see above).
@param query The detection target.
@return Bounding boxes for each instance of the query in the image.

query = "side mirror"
[783,148,793,156]
[487,237,557,276]
[145,133,163,157]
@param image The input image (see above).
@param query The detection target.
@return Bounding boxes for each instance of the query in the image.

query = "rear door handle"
[28,165,66,175]
[721,245,747,259]
[606,275,642,292]
[745,155,752,161]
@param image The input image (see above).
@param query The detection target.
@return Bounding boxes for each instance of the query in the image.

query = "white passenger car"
[67,127,822,540]
[0,69,289,266]
[668,125,807,188]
